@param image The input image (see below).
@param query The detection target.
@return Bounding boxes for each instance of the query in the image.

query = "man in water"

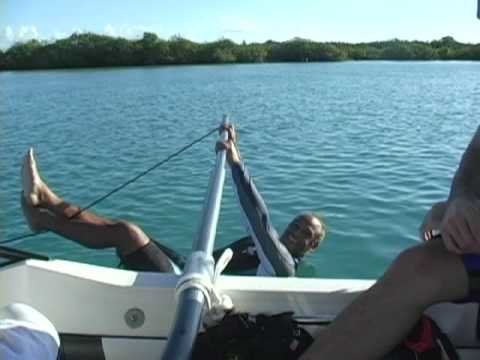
[301,124,480,359]
[20,125,326,276]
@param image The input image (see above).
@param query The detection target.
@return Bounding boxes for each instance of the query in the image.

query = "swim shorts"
[458,253,480,303]
[120,240,183,274]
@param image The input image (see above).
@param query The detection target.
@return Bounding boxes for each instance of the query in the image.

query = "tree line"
[1,32,479,70]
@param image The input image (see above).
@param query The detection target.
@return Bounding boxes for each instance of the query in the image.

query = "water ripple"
[1,62,479,278]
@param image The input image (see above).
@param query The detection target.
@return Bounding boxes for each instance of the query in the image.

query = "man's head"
[280,213,326,258]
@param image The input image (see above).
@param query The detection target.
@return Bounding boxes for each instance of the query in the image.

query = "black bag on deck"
[383,315,459,360]
[192,312,458,360]
[192,312,313,360]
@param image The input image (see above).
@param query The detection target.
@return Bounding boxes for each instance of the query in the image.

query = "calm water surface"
[1,62,479,278]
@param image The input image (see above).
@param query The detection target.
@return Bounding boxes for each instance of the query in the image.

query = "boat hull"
[1,259,478,359]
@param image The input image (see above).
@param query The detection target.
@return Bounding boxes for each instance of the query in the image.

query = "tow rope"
[1,126,219,246]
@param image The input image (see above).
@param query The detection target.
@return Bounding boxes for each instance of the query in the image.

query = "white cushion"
[0,303,59,360]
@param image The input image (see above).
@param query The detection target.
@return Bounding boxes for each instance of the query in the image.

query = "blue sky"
[1,0,479,49]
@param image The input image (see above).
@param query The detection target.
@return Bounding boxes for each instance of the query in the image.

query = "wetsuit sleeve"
[231,162,295,277]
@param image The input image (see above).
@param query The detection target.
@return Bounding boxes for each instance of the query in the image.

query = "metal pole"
[161,116,229,360]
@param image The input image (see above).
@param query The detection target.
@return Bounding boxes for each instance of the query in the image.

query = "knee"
[387,245,447,305]
[393,246,436,278]
[113,220,149,254]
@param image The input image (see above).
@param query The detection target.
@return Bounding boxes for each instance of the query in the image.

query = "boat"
[0,257,479,359]
[0,116,478,360]
[4,0,480,334]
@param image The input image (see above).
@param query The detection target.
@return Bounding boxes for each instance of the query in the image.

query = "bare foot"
[21,148,58,207]
[21,148,43,206]
[21,196,45,233]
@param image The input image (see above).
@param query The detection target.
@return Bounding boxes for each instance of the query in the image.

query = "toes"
[21,147,40,206]
[28,148,38,177]
[29,193,39,206]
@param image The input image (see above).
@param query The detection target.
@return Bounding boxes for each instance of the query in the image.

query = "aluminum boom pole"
[161,116,229,360]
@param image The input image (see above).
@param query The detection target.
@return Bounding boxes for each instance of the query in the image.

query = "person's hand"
[441,197,480,254]
[419,201,447,241]
[216,139,241,166]
[219,123,237,143]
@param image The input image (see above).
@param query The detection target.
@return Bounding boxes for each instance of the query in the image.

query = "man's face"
[287,216,325,255]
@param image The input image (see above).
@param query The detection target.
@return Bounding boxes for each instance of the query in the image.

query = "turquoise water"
[1,62,479,279]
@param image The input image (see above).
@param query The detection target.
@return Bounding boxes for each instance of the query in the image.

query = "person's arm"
[448,126,480,200]
[231,160,296,276]
[441,126,480,254]
[217,132,296,277]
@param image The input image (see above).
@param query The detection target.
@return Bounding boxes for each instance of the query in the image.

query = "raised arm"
[448,126,480,200]
[230,160,295,276]
[441,126,480,254]
[217,132,295,277]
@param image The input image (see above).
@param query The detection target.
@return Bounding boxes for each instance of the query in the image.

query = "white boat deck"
[1,259,479,359]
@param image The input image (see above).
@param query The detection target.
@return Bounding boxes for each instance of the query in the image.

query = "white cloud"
[71,28,86,35]
[5,26,13,42]
[119,25,147,38]
[104,24,116,37]
[0,24,164,50]
[17,25,39,41]
[0,25,39,50]
[101,24,161,39]
[0,26,12,50]
[53,31,68,40]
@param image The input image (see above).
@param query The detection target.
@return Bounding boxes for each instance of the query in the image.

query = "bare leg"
[21,148,148,256]
[301,237,469,360]
[21,148,111,224]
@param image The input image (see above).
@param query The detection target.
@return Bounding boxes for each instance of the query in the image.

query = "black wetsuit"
[120,161,300,276]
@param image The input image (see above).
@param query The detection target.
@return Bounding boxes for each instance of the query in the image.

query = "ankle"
[35,208,57,230]
[40,188,62,208]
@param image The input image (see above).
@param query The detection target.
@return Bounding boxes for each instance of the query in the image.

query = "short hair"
[281,212,326,257]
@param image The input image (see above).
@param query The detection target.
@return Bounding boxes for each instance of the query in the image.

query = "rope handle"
[175,249,234,326]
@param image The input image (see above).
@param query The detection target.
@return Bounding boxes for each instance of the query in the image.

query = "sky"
[0,0,479,49]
